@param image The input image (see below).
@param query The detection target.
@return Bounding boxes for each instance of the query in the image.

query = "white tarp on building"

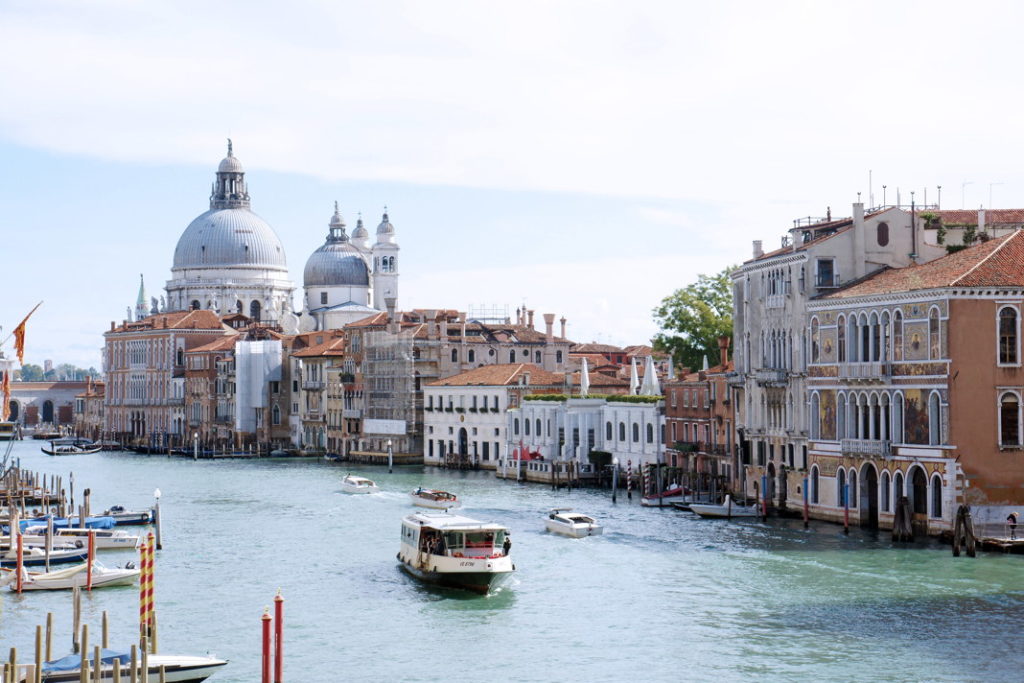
[235,339,282,433]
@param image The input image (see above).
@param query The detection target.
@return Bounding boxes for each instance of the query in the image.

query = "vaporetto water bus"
[398,511,514,594]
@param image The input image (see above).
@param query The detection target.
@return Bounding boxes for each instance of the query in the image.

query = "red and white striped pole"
[273,591,284,683]
[261,609,272,683]
[86,530,95,591]
[627,460,633,500]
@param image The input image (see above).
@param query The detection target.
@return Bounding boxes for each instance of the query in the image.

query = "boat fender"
[75,540,84,548]
[126,561,135,569]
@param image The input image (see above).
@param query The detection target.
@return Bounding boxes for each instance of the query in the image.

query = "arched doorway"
[777,464,788,509]
[42,400,54,424]
[766,462,776,512]
[250,300,262,321]
[458,428,468,456]
[911,467,928,516]
[859,463,879,529]
[8,401,18,421]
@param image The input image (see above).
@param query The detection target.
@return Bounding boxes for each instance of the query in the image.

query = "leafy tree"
[17,364,44,381]
[652,266,736,373]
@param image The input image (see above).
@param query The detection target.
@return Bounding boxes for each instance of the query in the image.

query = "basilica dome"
[303,205,370,287]
[172,208,288,270]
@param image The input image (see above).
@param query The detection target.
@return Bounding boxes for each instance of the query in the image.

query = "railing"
[342,409,362,419]
[815,273,840,289]
[840,438,891,458]
[305,412,325,422]
[754,369,788,386]
[766,293,786,309]
[302,380,325,390]
[167,397,184,406]
[837,362,891,380]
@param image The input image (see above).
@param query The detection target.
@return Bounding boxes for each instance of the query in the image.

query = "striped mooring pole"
[139,532,156,651]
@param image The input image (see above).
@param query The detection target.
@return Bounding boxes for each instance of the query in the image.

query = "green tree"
[652,266,736,373]
[17,363,43,381]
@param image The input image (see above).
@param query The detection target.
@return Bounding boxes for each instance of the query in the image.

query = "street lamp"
[387,439,393,474]
[153,488,163,549]
[612,457,619,504]
[193,432,198,461]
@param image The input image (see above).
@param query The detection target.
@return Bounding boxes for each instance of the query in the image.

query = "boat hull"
[688,503,758,518]
[399,561,511,594]
[42,656,227,682]
[545,520,603,537]
[20,568,139,591]
[409,494,459,510]
[340,484,379,494]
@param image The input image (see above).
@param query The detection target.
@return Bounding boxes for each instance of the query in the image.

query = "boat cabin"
[402,512,509,559]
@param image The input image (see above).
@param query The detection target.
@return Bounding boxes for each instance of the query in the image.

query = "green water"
[1,440,1022,682]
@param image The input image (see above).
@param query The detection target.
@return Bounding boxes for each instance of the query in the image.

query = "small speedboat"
[13,560,139,591]
[410,488,460,510]
[545,508,603,537]
[100,506,154,525]
[21,526,141,550]
[41,650,227,682]
[398,511,514,594]
[640,485,692,507]
[688,495,759,519]
[0,545,89,567]
[340,474,379,494]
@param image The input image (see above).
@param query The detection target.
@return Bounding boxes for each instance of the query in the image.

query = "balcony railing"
[302,380,325,391]
[816,272,840,289]
[837,362,891,381]
[342,409,362,419]
[754,369,788,386]
[840,438,891,458]
[766,293,786,309]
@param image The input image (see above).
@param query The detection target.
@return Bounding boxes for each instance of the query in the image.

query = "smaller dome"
[218,139,244,173]
[352,216,368,240]
[305,208,369,288]
[377,211,394,235]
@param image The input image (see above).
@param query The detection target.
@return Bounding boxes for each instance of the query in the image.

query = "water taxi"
[340,474,379,494]
[398,511,514,594]
[40,651,227,682]
[21,526,141,550]
[688,495,759,519]
[544,508,603,537]
[409,488,460,510]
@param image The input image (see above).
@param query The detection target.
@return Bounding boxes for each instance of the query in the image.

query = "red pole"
[261,610,272,683]
[273,592,284,683]
[15,533,23,593]
[86,530,95,590]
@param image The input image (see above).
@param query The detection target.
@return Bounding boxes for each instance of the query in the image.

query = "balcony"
[304,412,325,422]
[167,397,184,406]
[302,380,325,391]
[754,369,788,387]
[214,415,233,425]
[837,362,891,382]
[815,272,840,289]
[342,409,362,419]
[841,438,891,458]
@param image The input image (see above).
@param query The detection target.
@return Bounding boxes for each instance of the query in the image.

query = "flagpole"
[0,301,43,348]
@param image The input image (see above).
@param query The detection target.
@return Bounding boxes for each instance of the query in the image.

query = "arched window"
[894,471,905,501]
[877,221,890,246]
[928,392,941,446]
[893,310,903,361]
[508,351,515,363]
[513,418,520,436]
[929,308,940,359]
[810,318,820,363]
[892,393,904,444]
[1000,392,1021,447]
[235,300,243,313]
[881,311,891,361]
[606,421,613,440]
[250,300,261,321]
[881,471,891,512]
[810,465,819,504]
[272,405,281,425]
[930,473,943,519]
[535,351,541,363]
[646,423,654,443]
[837,393,847,439]
[849,469,858,508]
[619,422,626,441]
[556,350,563,364]
[190,300,200,310]
[451,349,458,363]
[999,306,1019,364]
[524,419,530,436]
[810,392,820,440]
[837,468,847,507]
[870,312,880,362]
[632,423,640,442]
[837,315,846,363]
[536,419,542,437]
[175,348,184,366]
[468,350,475,363]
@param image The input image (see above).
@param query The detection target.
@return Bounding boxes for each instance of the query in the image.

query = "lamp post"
[153,488,162,549]
[387,439,393,474]
[612,458,619,504]
[192,432,198,461]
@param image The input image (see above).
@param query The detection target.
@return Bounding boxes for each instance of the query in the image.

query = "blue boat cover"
[18,515,116,531]
[44,649,131,672]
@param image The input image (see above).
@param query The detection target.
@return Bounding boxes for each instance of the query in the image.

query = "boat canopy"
[18,515,116,531]
[44,649,131,672]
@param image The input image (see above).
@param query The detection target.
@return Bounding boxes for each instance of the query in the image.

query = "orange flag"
[11,303,41,366]
[1,369,9,421]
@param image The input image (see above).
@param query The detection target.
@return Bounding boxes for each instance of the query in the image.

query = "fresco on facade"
[903,389,930,445]
[904,322,930,361]
[819,390,836,440]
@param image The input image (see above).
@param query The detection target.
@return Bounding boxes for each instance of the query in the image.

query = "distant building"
[73,379,105,440]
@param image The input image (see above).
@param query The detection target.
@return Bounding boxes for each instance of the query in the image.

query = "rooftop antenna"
[962,181,973,209]
[882,185,887,206]
[937,185,942,209]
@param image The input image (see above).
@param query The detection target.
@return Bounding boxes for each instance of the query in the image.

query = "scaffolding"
[362,329,417,452]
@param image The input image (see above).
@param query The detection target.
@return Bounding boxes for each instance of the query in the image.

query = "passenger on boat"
[503,535,511,556]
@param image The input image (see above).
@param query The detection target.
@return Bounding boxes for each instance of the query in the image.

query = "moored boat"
[21,526,141,550]
[544,508,603,537]
[41,443,103,456]
[688,495,759,519]
[410,488,460,510]
[12,560,139,591]
[340,474,379,494]
[640,486,692,507]
[100,506,154,525]
[0,421,18,441]
[0,545,90,567]
[398,511,514,594]
[40,650,227,682]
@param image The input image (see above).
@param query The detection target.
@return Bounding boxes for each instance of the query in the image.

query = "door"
[860,464,878,529]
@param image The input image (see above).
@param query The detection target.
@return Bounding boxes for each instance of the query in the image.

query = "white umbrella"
[580,358,590,397]
[629,358,639,395]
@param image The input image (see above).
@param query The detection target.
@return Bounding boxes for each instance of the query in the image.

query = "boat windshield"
[442,529,506,556]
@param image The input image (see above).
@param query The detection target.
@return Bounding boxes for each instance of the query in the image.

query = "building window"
[272,405,281,425]
[618,422,626,441]
[606,421,612,440]
[999,306,1019,365]
[894,471,904,501]
[513,418,520,436]
[810,466,819,504]
[928,392,942,446]
[556,350,563,364]
[810,318,820,363]
[646,423,654,443]
[849,469,858,508]
[632,423,640,442]
[535,419,541,437]
[1000,392,1021,447]
[929,308,940,359]
[893,310,903,362]
[451,349,458,363]
[877,222,889,246]
[535,351,541,363]
[930,474,943,519]
[881,471,891,512]
[468,350,476,363]
[508,351,515,363]
[816,258,835,288]
[525,419,530,436]
[837,315,846,363]
[320,292,328,305]
[190,300,200,310]
[837,468,847,508]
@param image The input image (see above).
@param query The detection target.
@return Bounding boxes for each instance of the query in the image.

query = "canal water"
[2,440,1023,682]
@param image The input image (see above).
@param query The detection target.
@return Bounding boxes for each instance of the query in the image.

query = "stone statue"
[126,307,133,323]
[159,295,166,312]
[150,297,159,315]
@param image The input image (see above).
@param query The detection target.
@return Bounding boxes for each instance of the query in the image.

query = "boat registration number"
[459,561,476,567]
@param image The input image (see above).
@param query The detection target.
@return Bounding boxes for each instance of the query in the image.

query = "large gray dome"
[304,242,369,287]
[172,208,288,270]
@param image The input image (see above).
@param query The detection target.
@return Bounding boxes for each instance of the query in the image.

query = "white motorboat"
[640,486,691,507]
[101,505,154,525]
[13,560,139,591]
[410,488,460,510]
[21,526,141,550]
[688,495,759,519]
[0,545,89,567]
[41,651,227,682]
[544,508,603,537]
[398,511,514,594]
[340,474,379,494]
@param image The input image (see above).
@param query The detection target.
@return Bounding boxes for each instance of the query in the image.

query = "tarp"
[17,515,116,531]
[235,339,283,433]
[44,649,131,672]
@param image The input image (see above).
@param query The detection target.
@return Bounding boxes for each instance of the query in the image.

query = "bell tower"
[371,209,400,311]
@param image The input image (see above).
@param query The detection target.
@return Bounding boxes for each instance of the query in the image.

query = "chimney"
[979,207,986,236]
[385,297,398,334]
[543,313,555,342]
[439,316,448,339]
[515,307,522,325]
[523,371,531,386]
[426,310,438,338]
[560,316,566,339]
[527,310,535,329]
[718,335,731,366]
[752,240,763,259]
[110,321,115,331]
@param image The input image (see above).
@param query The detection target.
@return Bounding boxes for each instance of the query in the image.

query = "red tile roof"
[189,336,240,353]
[934,209,1024,225]
[827,230,1024,298]
[110,309,228,333]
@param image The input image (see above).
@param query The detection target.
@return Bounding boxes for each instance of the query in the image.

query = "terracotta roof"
[428,363,563,387]
[292,334,346,358]
[571,343,623,354]
[109,309,227,333]
[189,335,240,353]
[826,230,1024,298]
[934,209,1024,225]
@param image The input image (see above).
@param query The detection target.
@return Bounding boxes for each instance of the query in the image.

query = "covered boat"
[398,511,514,594]
[688,495,759,519]
[340,474,379,494]
[544,508,603,537]
[0,545,90,567]
[410,488,460,510]
[13,560,139,591]
[41,649,227,682]
[18,515,117,532]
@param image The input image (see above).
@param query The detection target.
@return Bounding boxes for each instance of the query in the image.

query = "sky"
[3,0,1024,370]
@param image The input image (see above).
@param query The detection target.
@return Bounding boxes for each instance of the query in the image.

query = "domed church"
[164,141,296,322]
[300,203,401,332]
